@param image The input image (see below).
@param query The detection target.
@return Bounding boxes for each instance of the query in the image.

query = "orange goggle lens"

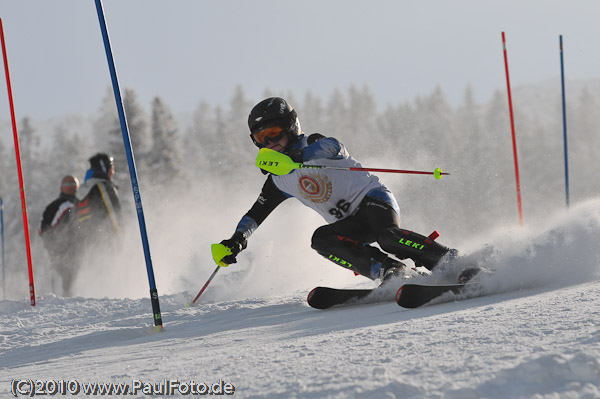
[252,126,285,145]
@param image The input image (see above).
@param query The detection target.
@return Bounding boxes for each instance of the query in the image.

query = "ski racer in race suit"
[217,97,453,281]
[76,153,121,241]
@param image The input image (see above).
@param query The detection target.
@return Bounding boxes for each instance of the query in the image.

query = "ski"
[307,286,395,309]
[308,267,486,310]
[395,283,467,308]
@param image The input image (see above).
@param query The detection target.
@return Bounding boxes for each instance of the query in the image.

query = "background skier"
[76,153,121,242]
[39,175,80,295]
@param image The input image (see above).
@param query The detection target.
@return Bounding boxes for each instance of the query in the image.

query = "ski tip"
[307,287,330,310]
[395,285,404,303]
[307,286,348,310]
[307,287,318,303]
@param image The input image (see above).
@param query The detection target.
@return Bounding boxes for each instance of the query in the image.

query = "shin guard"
[378,227,450,270]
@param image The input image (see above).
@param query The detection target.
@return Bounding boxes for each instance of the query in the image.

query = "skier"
[39,175,80,296]
[76,153,121,241]
[215,97,454,283]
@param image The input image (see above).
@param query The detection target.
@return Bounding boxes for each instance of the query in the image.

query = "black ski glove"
[219,232,247,265]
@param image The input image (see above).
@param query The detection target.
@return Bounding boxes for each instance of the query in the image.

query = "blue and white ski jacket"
[234,133,399,239]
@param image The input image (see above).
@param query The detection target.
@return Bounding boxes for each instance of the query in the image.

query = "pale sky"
[1,0,599,120]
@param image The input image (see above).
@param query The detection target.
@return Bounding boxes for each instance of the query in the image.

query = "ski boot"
[379,258,416,285]
[432,248,460,272]
[457,267,482,284]
[457,266,495,284]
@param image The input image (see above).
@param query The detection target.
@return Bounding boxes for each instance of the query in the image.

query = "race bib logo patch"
[298,174,332,203]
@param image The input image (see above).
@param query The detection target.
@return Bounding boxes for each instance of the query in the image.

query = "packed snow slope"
[1,199,600,399]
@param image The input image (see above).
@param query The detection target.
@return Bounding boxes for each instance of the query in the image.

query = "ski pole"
[187,243,232,306]
[256,148,448,179]
[189,265,221,306]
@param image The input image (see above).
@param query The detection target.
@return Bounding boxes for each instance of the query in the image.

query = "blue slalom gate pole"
[559,35,570,208]
[94,0,163,331]
[1,197,5,300]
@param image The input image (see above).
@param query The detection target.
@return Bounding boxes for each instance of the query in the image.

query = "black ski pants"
[311,195,449,279]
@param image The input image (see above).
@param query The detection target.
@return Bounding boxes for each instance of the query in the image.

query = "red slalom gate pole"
[0,18,36,305]
[501,32,524,226]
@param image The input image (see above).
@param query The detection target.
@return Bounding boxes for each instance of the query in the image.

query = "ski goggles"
[250,126,286,147]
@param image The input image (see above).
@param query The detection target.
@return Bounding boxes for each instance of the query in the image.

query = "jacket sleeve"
[39,202,55,234]
[234,175,289,239]
[300,134,345,162]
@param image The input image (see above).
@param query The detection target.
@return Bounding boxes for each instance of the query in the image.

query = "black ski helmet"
[89,153,114,175]
[248,97,301,150]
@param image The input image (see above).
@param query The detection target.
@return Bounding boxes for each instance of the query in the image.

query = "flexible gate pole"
[94,1,163,331]
[1,197,5,300]
[0,19,36,305]
[501,32,524,226]
[559,35,570,208]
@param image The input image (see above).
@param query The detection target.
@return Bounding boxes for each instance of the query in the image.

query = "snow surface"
[2,199,600,399]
